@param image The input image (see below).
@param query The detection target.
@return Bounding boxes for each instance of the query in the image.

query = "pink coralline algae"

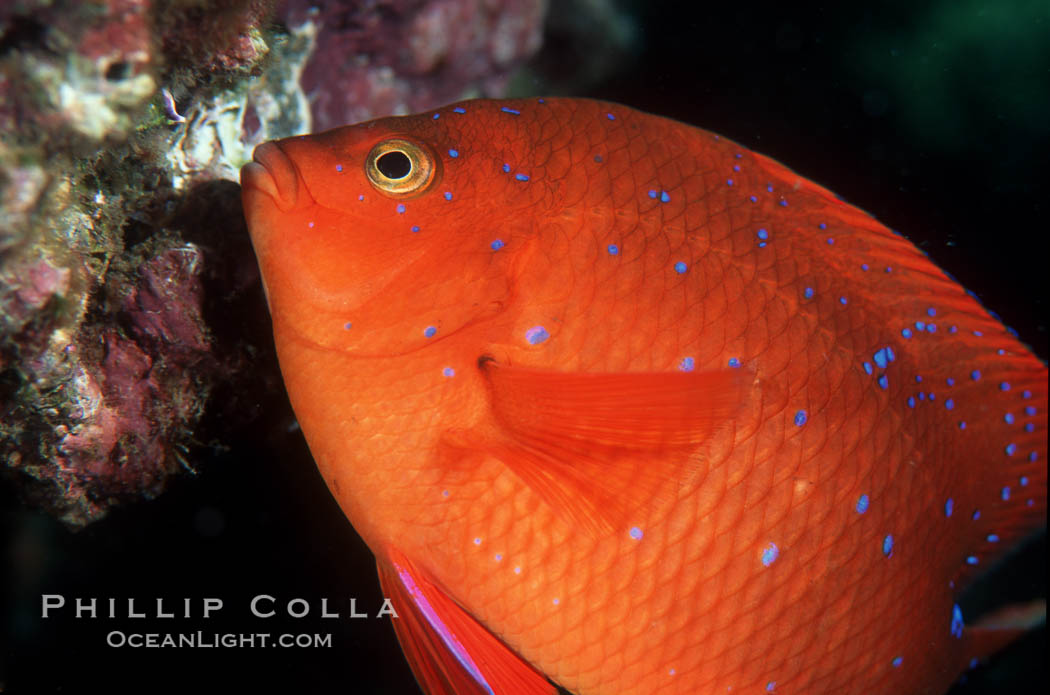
[4,245,214,526]
[0,0,285,526]
[122,246,211,355]
[283,0,548,131]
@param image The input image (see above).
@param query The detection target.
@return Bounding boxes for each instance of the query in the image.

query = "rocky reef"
[0,0,549,527]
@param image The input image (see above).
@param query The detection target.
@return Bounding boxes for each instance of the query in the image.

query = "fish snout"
[241,141,300,212]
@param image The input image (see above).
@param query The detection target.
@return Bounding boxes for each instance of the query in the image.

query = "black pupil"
[376,150,412,179]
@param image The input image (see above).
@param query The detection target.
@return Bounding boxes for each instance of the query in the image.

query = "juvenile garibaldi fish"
[241,97,1046,695]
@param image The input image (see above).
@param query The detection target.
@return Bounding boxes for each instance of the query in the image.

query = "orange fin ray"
[960,599,1046,672]
[462,361,747,536]
[376,550,557,695]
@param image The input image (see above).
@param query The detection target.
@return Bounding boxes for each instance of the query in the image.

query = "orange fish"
[241,97,1046,695]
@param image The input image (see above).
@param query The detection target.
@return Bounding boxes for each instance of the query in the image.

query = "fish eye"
[365,138,437,197]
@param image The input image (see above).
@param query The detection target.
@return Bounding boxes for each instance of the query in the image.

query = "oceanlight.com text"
[105,631,333,648]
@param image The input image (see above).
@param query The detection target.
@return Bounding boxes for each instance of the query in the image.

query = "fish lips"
[241,141,301,212]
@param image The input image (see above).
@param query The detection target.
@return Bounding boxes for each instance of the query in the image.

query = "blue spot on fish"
[761,543,779,566]
[491,239,505,251]
[794,410,808,426]
[424,326,437,338]
[515,173,530,182]
[883,535,894,557]
[674,261,688,274]
[397,203,406,214]
[448,148,459,158]
[892,657,903,668]
[757,228,769,240]
[951,604,964,639]
[856,494,870,514]
[500,107,520,115]
[679,356,695,372]
[629,527,643,540]
[525,326,549,345]
[444,191,453,201]
[804,287,814,299]
[728,357,741,368]
[453,107,466,114]
[444,367,456,378]
[660,191,671,203]
[608,244,619,255]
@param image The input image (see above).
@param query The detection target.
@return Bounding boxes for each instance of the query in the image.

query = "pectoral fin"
[444,360,747,536]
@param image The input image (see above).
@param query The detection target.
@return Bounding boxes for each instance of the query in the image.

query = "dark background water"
[3,1,1045,693]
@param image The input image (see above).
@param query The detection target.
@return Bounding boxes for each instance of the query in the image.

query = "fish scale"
[241,97,1045,695]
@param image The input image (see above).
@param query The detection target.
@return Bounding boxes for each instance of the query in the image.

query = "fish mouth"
[241,141,300,211]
